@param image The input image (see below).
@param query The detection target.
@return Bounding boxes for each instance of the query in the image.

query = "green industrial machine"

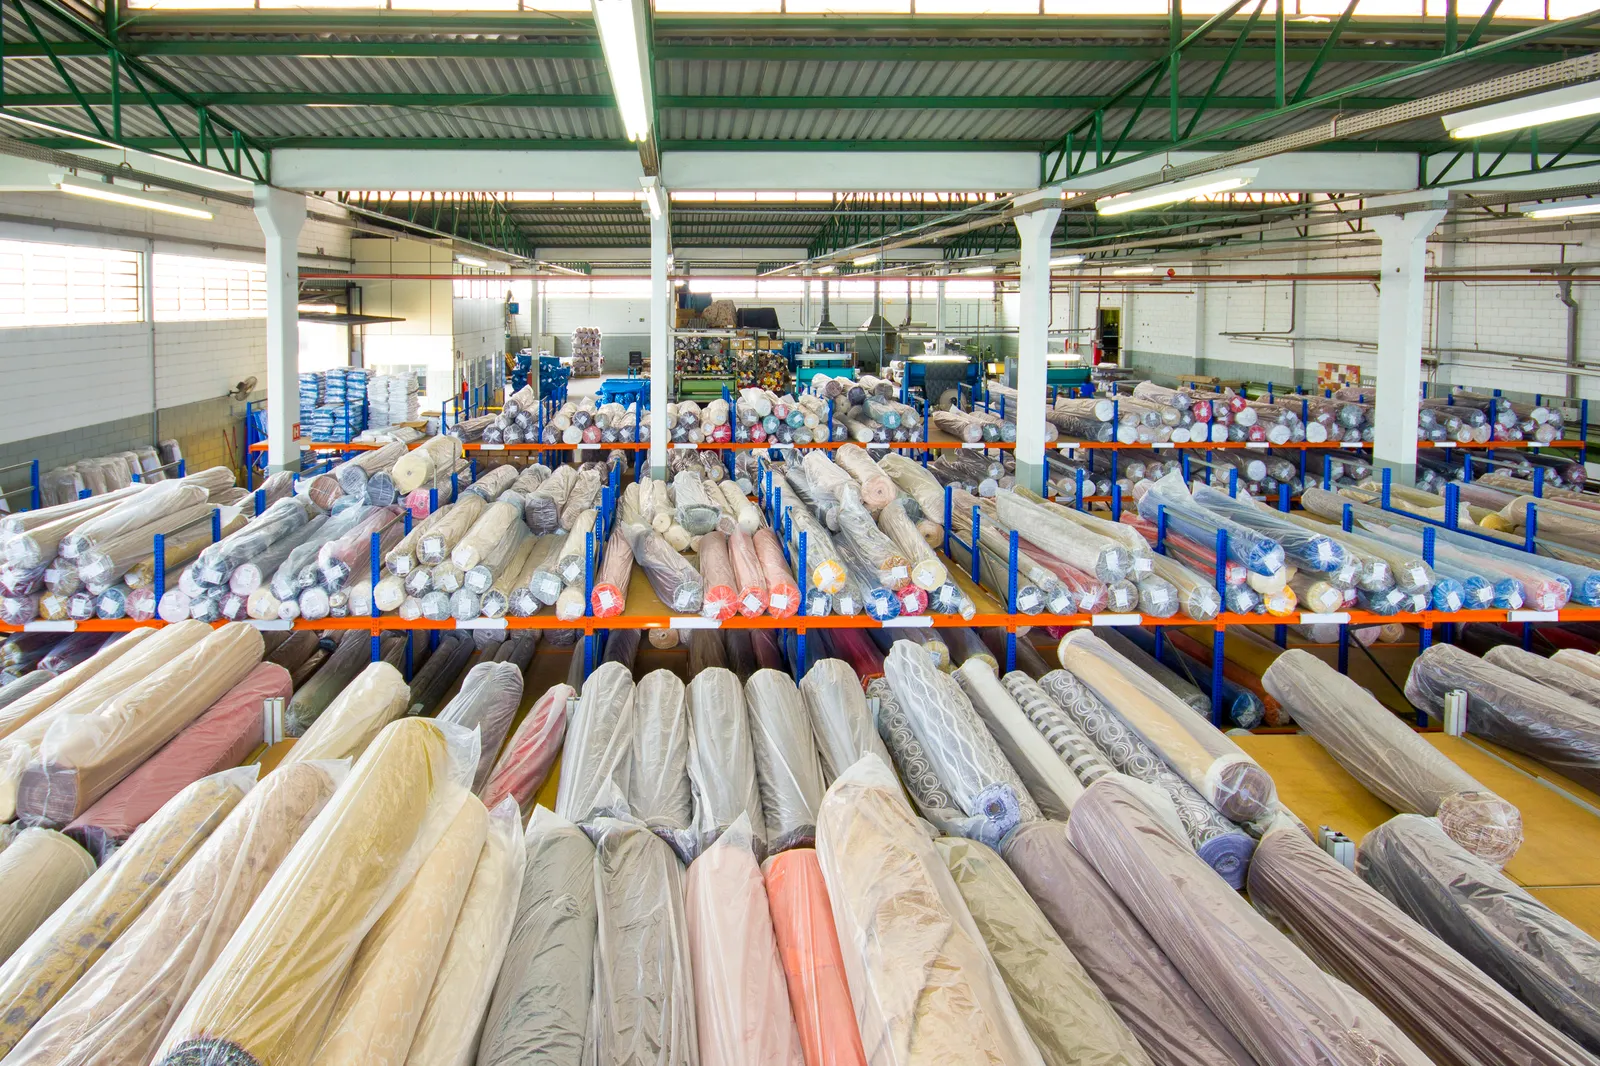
[676,373,736,402]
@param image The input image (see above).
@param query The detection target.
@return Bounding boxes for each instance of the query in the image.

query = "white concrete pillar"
[1067,278,1082,355]
[254,186,305,472]
[648,205,671,478]
[1014,206,1061,495]
[1370,193,1446,484]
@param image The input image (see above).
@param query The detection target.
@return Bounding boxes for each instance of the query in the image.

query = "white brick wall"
[0,323,154,443]
[155,319,268,410]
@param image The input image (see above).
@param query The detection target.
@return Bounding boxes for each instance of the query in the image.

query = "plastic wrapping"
[813,756,1046,1066]
[630,669,696,862]
[729,529,770,618]
[439,662,525,792]
[1405,643,1600,790]
[192,498,313,587]
[769,473,848,595]
[1057,631,1275,824]
[476,806,595,1066]
[588,524,632,619]
[0,627,152,743]
[1249,821,1597,1066]
[799,658,893,785]
[8,761,342,1066]
[994,490,1132,582]
[0,828,96,963]
[554,661,634,826]
[687,668,766,856]
[1484,644,1600,708]
[283,631,371,736]
[628,526,706,613]
[588,816,698,1066]
[65,662,290,861]
[746,668,828,853]
[878,499,946,591]
[937,835,1154,1066]
[392,435,466,495]
[686,817,805,1066]
[1137,474,1285,577]
[0,767,256,1056]
[1033,669,1255,889]
[20,623,264,825]
[153,718,476,1066]
[1069,776,1433,1066]
[954,659,1084,820]
[1192,486,1346,572]
[451,499,523,571]
[479,681,568,820]
[281,661,410,766]
[673,470,723,535]
[698,531,738,621]
[763,847,868,1066]
[833,485,910,590]
[416,494,488,567]
[407,632,475,717]
[59,481,211,563]
[882,641,1040,847]
[1359,813,1600,1055]
[754,527,800,619]
[1263,649,1523,865]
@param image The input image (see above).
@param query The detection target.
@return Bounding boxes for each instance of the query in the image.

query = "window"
[153,253,267,321]
[0,240,143,328]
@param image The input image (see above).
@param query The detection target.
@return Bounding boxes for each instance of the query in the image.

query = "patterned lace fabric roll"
[1000,672,1116,788]
[867,678,958,821]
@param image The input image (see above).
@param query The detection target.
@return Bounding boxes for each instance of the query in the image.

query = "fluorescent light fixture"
[965,265,996,276]
[852,252,881,266]
[1111,265,1154,275]
[455,254,487,267]
[7,111,253,185]
[54,175,213,219]
[1096,168,1258,216]
[641,177,666,220]
[1445,81,1600,140]
[1522,196,1600,219]
[816,264,837,275]
[1049,254,1085,267]
[592,0,653,142]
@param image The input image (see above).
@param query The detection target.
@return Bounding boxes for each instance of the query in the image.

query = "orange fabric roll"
[762,848,867,1066]
[699,531,738,622]
[590,524,633,619]
[729,529,769,619]
[754,528,800,620]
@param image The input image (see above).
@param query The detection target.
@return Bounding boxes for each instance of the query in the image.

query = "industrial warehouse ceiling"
[2,0,1599,259]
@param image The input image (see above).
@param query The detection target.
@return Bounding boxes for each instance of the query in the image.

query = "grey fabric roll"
[744,669,826,854]
[630,669,695,862]
[554,661,635,828]
[868,676,968,832]
[686,668,765,856]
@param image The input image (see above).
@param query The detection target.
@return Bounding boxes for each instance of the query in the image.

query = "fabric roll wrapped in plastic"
[1484,644,1600,709]
[999,672,1117,789]
[832,484,911,590]
[687,816,806,1066]
[392,435,465,495]
[993,489,1133,583]
[1033,668,1255,890]
[476,807,595,1066]
[589,816,699,1065]
[554,661,635,827]
[1070,776,1434,1066]
[814,756,1047,1066]
[729,528,770,618]
[1249,820,1598,1066]
[1263,649,1523,865]
[1405,643,1600,790]
[954,659,1084,820]
[1057,630,1276,825]
[480,683,572,815]
[878,498,947,591]
[882,641,1041,848]
[631,669,696,862]
[1136,473,1285,578]
[282,660,410,766]
[0,766,256,1057]
[687,668,766,856]
[227,514,330,597]
[153,718,477,1066]
[626,525,706,614]
[868,676,970,835]
[18,622,265,826]
[589,524,633,619]
[415,494,487,568]
[64,661,290,862]
[1192,486,1347,573]
[438,661,525,792]
[405,798,525,1066]
[1359,813,1600,1055]
[746,668,828,854]
[754,527,801,618]
[407,632,475,717]
[1001,821,1254,1066]
[0,827,96,964]
[6,761,342,1066]
[313,796,489,1066]
[768,472,849,595]
[0,627,153,743]
[937,834,1154,1066]
[799,658,894,785]
[698,531,738,621]
[190,498,313,588]
[762,846,868,1066]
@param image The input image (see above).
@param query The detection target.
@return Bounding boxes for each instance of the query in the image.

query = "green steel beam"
[1290,0,1361,104]
[1183,0,1267,140]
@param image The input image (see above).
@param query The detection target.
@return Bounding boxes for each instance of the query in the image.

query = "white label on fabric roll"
[596,590,615,609]
[770,593,791,610]
[890,566,909,580]
[673,442,697,450]
[479,443,506,451]
[1435,441,1456,449]
[1509,609,1560,622]
[246,619,295,631]
[1299,612,1351,625]
[743,594,765,613]
[1017,590,1042,610]
[1246,442,1269,450]
[961,442,986,450]
[43,569,63,584]
[1091,613,1142,626]
[457,618,508,629]
[670,616,721,629]
[1151,442,1175,450]
[883,615,933,628]
[23,620,75,632]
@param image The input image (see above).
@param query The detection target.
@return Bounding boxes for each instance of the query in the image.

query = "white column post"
[1370,192,1446,485]
[254,186,305,472]
[1014,205,1061,495]
[648,201,672,479]
[1068,278,1082,355]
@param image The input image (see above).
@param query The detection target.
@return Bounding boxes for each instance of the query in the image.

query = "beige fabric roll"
[405,799,525,1066]
[451,500,523,571]
[155,719,473,1066]
[877,499,947,592]
[1552,649,1600,682]
[314,796,490,1066]
[21,623,265,825]
[835,445,896,513]
[282,661,411,766]
[417,494,488,566]
[387,502,460,576]
[0,622,210,823]
[0,628,154,741]
[393,437,466,495]
[4,761,341,1066]
[0,829,96,964]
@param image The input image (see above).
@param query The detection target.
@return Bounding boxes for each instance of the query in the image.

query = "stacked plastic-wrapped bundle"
[629,669,695,862]
[798,658,894,785]
[438,661,524,791]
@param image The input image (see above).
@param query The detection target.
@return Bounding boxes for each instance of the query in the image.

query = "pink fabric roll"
[479,682,573,816]
[687,824,806,1066]
[64,662,289,861]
